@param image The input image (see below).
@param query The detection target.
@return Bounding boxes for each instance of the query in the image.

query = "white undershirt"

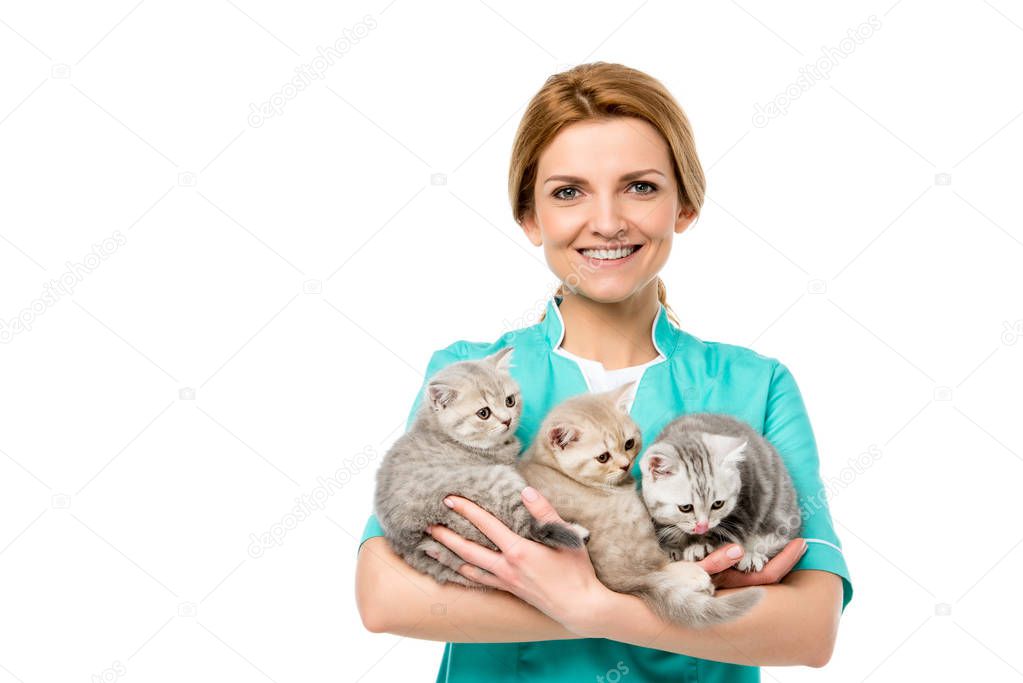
[553,345,666,413]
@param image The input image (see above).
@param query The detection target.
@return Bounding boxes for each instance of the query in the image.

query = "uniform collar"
[539,294,681,359]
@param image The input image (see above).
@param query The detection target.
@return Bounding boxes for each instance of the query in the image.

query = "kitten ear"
[703,433,748,469]
[547,423,581,450]
[605,381,636,413]
[645,449,679,480]
[426,381,458,410]
[486,346,514,373]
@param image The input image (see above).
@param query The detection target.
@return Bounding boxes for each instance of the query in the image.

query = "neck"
[557,280,661,370]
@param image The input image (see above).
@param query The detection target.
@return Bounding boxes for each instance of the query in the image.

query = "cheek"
[651,503,676,522]
[539,237,578,281]
[454,418,478,436]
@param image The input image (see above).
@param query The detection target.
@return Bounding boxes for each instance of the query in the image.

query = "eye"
[711,500,724,510]
[629,181,658,195]
[505,395,515,407]
[596,452,611,463]
[624,438,635,450]
[552,186,580,201]
[476,407,491,419]
[678,504,693,513]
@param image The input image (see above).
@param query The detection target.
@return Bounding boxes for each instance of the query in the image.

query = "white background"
[1,1,1021,681]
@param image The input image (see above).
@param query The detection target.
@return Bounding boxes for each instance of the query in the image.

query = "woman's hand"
[425,486,610,636]
[698,538,808,588]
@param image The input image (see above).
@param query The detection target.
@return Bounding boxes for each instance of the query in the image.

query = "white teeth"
[581,245,637,260]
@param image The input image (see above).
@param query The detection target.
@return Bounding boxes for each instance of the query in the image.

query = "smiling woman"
[356,61,851,682]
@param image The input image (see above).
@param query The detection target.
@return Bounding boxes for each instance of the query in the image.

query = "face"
[546,418,642,488]
[519,117,697,303]
[640,435,746,535]
[426,348,523,449]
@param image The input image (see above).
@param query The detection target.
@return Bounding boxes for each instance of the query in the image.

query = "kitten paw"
[681,542,714,562]
[666,561,714,595]
[736,550,769,573]
[417,539,466,573]
[668,548,683,562]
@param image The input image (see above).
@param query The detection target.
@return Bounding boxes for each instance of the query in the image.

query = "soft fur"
[518,384,763,627]
[374,347,585,589]
[640,413,802,573]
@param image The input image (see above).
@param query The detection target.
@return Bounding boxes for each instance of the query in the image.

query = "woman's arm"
[355,536,578,642]
[585,568,844,667]
[378,484,838,666]
[354,532,819,653]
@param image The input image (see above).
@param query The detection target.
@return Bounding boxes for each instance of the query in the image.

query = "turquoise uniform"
[359,295,853,682]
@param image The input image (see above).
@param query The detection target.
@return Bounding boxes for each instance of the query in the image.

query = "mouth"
[576,244,642,263]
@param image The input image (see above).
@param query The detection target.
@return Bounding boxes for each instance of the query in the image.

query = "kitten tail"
[531,521,585,549]
[639,563,764,628]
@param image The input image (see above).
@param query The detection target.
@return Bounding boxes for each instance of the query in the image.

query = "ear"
[605,381,636,413]
[644,449,679,481]
[426,382,457,410]
[486,346,514,373]
[519,210,543,247]
[547,423,581,450]
[674,204,698,236]
[703,433,748,469]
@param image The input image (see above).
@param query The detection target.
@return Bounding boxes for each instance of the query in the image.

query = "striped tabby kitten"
[374,347,585,589]
[518,384,763,628]
[640,413,802,573]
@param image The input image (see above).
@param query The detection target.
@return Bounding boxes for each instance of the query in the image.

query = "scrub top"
[358,295,854,682]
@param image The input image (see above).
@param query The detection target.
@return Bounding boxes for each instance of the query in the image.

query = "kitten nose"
[501,418,512,429]
[693,520,709,534]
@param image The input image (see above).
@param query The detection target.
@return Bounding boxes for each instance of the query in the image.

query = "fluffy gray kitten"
[640,413,802,573]
[374,347,585,589]
[518,384,763,628]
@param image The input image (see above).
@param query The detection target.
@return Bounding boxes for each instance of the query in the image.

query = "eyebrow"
[543,168,667,185]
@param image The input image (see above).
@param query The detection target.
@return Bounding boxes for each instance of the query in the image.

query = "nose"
[693,520,709,534]
[501,418,512,429]
[591,197,627,241]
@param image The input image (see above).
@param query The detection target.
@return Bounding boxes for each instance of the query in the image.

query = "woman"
[355,62,852,681]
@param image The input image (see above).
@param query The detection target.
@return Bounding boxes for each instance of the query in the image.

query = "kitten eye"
[596,452,611,463]
[711,500,724,510]
[678,504,694,513]
[624,438,635,450]
[476,407,491,419]
[505,395,515,407]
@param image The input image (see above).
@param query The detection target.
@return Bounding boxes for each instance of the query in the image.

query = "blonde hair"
[508,62,705,329]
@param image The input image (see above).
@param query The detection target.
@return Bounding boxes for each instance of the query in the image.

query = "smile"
[577,244,642,261]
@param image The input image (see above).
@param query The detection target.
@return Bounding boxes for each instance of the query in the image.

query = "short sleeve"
[764,361,854,613]
[357,345,466,553]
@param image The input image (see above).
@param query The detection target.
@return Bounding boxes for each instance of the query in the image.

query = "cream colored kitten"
[518,384,763,628]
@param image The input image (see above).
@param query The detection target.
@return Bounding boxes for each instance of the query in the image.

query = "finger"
[711,568,748,589]
[715,538,808,588]
[520,486,566,527]
[427,521,504,573]
[442,495,523,553]
[456,562,506,590]
[697,543,744,575]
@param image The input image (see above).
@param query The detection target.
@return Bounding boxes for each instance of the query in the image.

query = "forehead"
[536,118,672,183]
[458,366,511,394]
